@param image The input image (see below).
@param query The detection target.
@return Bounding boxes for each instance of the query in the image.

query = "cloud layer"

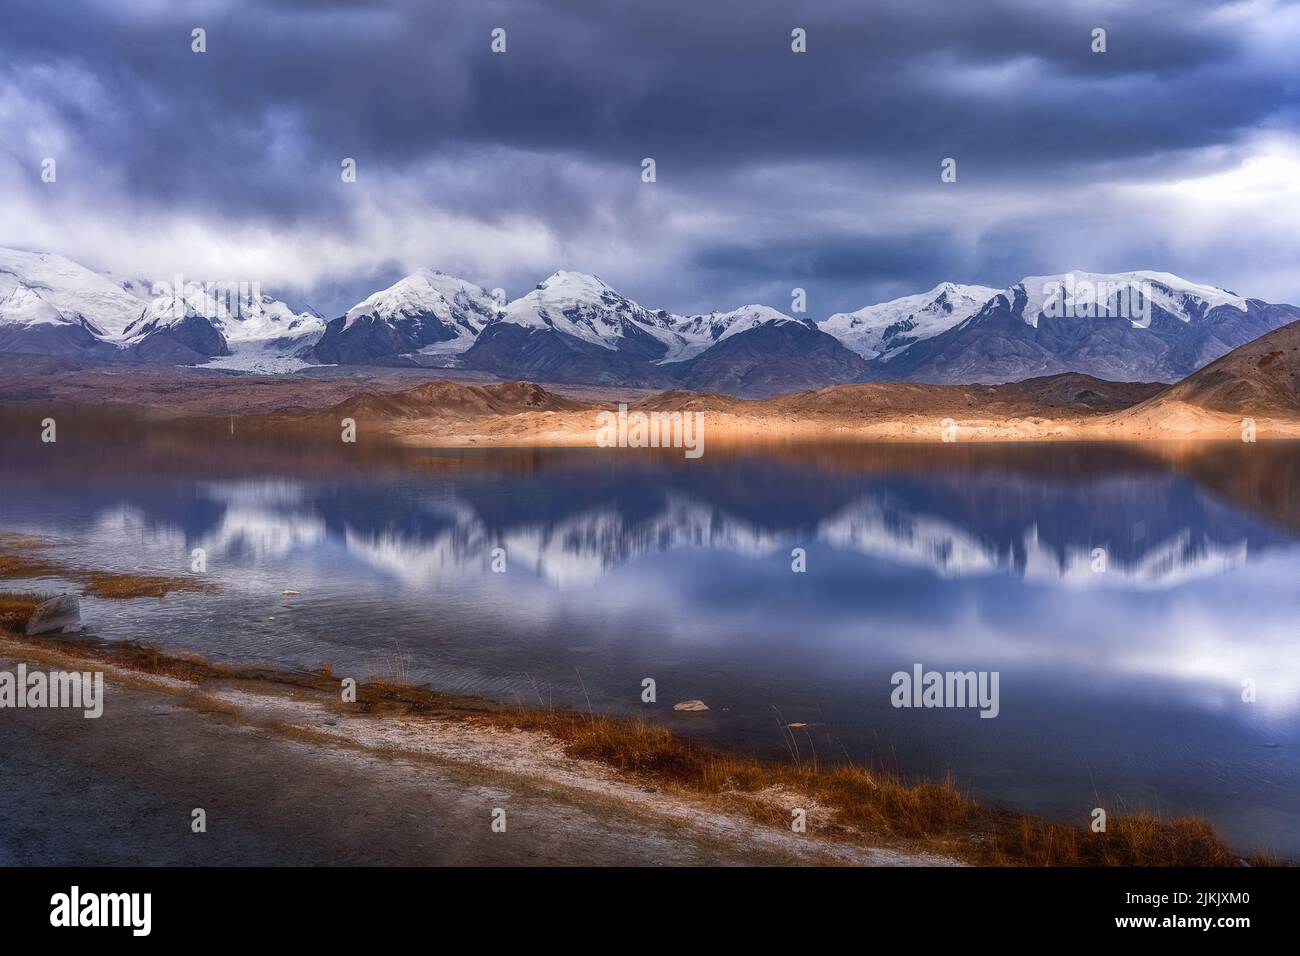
[3,0,1299,316]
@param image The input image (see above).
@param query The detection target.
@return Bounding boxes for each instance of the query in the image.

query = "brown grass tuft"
[0,534,53,551]
[0,554,64,578]
[499,708,712,782]
[982,812,1248,867]
[82,573,218,599]
[0,592,48,634]
[1,535,220,600]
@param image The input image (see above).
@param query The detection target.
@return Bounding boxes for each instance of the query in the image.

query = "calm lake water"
[3,429,1299,857]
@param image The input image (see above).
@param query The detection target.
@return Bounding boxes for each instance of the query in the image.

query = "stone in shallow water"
[673,699,709,712]
[25,593,81,636]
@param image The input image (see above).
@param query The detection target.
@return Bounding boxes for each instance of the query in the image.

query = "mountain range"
[4,246,1298,396]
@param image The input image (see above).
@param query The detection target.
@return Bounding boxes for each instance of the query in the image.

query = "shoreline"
[0,580,1281,867]
[0,626,953,867]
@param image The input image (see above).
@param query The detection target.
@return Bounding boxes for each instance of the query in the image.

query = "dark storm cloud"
[2,0,1298,313]
[695,231,975,296]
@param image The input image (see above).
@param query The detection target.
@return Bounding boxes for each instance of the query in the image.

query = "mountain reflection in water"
[2,435,1299,857]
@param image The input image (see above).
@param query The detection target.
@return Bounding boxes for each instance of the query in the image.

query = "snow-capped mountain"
[0,248,150,339]
[0,247,324,366]
[460,273,865,393]
[122,292,231,363]
[1012,271,1249,328]
[335,266,1297,394]
[122,282,325,366]
[667,304,808,362]
[0,249,151,357]
[311,270,499,365]
[216,291,323,344]
[877,270,1300,384]
[820,282,999,360]
[4,249,1299,395]
[494,271,679,355]
[0,282,116,359]
[462,271,689,385]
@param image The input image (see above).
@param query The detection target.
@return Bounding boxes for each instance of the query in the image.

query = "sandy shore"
[0,635,950,866]
[374,401,1300,450]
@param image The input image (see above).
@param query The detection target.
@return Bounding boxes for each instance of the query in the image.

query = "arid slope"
[6,322,1300,443]
[1134,320,1300,416]
[297,350,1300,446]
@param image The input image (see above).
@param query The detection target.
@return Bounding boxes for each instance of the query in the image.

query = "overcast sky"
[2,0,1299,317]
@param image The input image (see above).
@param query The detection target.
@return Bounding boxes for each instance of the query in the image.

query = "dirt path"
[0,648,949,866]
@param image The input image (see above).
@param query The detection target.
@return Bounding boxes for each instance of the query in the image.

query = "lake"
[3,426,1298,857]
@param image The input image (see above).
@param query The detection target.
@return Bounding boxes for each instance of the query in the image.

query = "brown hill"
[750,373,1162,418]
[241,332,1300,448]
[1141,319,1300,416]
[629,389,754,414]
[313,371,1178,446]
[331,380,590,421]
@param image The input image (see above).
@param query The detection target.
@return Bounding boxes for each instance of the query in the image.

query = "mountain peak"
[344,271,496,327]
[496,270,679,353]
[723,304,795,322]
[1011,270,1249,328]
[533,270,617,299]
[820,283,999,360]
[0,246,147,339]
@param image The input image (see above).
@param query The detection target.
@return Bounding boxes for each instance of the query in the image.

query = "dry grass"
[0,554,64,578]
[0,534,52,551]
[980,812,1254,866]
[82,573,218,599]
[1,534,219,599]
[0,592,46,634]
[501,708,712,782]
[0,598,1281,868]
[476,705,1274,867]
[364,654,414,694]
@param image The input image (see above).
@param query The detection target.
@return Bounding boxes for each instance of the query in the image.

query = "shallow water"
[3,432,1299,856]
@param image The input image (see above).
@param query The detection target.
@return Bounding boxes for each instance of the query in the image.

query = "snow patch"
[1015,271,1249,328]
[820,283,999,360]
[0,248,147,337]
